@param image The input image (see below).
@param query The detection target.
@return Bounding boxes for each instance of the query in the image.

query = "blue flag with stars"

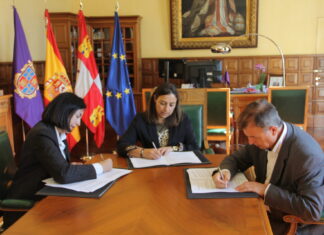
[105,11,136,136]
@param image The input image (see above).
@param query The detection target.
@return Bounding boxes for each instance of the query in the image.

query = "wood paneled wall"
[1,54,324,160]
[142,55,324,128]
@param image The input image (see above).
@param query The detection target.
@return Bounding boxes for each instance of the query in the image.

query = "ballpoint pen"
[218,166,227,188]
[152,141,161,158]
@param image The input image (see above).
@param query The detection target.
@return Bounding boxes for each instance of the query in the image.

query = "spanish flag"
[44,9,80,150]
[75,10,105,148]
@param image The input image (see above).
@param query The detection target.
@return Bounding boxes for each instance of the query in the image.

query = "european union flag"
[105,11,136,136]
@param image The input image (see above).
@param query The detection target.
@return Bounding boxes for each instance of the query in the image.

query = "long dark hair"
[146,83,183,127]
[42,92,86,131]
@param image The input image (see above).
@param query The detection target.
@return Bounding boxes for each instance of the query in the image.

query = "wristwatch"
[172,145,179,152]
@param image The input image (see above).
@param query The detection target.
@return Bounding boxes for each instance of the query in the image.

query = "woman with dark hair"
[117,83,199,159]
[3,92,113,228]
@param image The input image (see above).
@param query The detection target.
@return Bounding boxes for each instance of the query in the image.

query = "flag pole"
[21,120,26,141]
[80,0,83,10]
[115,1,119,12]
[81,128,92,161]
[85,128,89,156]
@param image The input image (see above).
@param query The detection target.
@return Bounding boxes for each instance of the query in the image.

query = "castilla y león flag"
[75,10,105,148]
[44,9,80,150]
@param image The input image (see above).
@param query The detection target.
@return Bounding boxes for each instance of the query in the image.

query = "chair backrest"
[141,87,208,149]
[0,131,17,200]
[181,105,203,149]
[207,88,230,128]
[268,87,309,130]
[142,88,152,111]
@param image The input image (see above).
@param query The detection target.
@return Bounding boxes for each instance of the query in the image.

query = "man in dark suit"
[213,99,324,235]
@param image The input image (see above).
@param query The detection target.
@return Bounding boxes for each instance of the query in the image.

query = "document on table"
[187,167,248,193]
[129,151,202,168]
[42,168,132,193]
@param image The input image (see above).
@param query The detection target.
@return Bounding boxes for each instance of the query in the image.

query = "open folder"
[127,151,210,169]
[37,168,132,198]
[184,167,258,199]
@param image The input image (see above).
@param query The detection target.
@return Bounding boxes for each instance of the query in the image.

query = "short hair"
[42,92,86,131]
[146,83,183,127]
[238,99,283,130]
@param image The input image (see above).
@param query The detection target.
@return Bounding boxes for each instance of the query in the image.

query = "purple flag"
[222,71,230,86]
[12,7,43,128]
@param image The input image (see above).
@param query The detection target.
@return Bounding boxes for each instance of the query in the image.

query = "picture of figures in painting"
[182,0,246,37]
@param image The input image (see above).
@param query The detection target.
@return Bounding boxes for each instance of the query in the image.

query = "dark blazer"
[117,112,199,157]
[6,121,97,201]
[220,123,324,235]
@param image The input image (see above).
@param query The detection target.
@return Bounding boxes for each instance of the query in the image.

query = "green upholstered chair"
[268,87,309,130]
[206,88,232,154]
[283,211,324,235]
[0,131,34,213]
[141,88,212,152]
[181,105,203,149]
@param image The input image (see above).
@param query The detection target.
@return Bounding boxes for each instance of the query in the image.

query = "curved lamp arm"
[211,33,285,86]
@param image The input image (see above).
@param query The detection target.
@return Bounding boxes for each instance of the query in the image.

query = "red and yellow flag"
[75,10,105,148]
[44,9,80,150]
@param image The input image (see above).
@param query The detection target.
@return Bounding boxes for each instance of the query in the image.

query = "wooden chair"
[268,87,309,130]
[283,212,324,235]
[206,88,232,155]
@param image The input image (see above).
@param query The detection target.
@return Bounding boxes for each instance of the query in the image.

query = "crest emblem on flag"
[44,72,72,101]
[78,35,92,58]
[14,60,39,99]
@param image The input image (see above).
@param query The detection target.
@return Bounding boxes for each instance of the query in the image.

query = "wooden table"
[4,154,273,235]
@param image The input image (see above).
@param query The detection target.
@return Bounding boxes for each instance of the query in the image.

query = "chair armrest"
[283,215,324,225]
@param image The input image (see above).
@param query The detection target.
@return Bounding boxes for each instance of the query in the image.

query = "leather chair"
[283,212,324,235]
[268,87,309,130]
[0,131,34,229]
[206,88,232,154]
[141,88,212,152]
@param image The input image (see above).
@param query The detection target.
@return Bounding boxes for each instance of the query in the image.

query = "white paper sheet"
[187,167,248,193]
[130,151,201,168]
[42,168,132,193]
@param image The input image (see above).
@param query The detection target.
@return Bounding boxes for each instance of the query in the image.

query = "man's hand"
[235,182,268,197]
[212,170,231,189]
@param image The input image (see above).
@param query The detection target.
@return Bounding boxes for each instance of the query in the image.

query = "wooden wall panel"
[285,73,298,86]
[286,57,299,71]
[239,58,253,73]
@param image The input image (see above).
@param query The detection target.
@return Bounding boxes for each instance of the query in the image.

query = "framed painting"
[170,0,259,49]
[268,75,284,87]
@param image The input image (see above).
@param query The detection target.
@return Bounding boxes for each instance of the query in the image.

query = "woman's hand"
[158,146,173,156]
[142,148,162,160]
[100,158,113,172]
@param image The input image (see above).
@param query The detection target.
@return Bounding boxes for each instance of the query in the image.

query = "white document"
[43,168,132,193]
[130,151,202,168]
[187,167,248,193]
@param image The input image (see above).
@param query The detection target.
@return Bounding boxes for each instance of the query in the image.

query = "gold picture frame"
[170,0,259,49]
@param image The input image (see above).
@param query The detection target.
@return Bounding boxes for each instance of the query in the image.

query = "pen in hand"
[218,167,227,188]
[152,141,161,158]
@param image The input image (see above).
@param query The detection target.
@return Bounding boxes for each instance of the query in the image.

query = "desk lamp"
[210,33,286,86]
